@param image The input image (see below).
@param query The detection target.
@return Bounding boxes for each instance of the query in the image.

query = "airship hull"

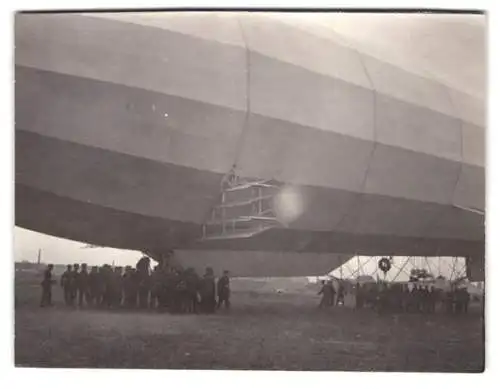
[15,13,485,277]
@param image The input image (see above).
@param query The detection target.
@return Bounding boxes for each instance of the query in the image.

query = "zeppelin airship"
[14,12,486,278]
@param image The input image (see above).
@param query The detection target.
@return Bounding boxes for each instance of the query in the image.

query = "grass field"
[14,268,485,371]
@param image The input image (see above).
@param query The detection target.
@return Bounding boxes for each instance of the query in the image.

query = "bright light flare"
[273,185,305,225]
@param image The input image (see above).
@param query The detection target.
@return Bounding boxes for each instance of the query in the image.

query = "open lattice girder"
[332,255,483,282]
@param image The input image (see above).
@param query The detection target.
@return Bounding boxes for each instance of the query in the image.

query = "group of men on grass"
[317,280,345,308]
[317,279,471,315]
[355,282,471,314]
[40,260,231,314]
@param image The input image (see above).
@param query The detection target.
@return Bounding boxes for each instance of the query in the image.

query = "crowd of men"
[318,280,345,307]
[40,258,231,314]
[354,282,471,314]
[317,280,472,315]
[39,259,474,316]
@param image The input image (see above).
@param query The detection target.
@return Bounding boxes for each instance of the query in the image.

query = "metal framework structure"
[200,172,284,241]
[335,256,468,283]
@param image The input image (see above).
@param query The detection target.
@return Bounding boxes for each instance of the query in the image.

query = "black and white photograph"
[13,9,486,372]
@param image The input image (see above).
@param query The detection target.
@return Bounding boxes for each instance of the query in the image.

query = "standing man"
[200,267,216,313]
[40,264,55,307]
[102,265,113,307]
[445,286,455,314]
[355,282,362,309]
[96,265,107,307]
[60,264,73,306]
[87,266,99,306]
[112,267,124,308]
[217,270,231,310]
[171,269,185,313]
[70,264,80,306]
[77,263,90,307]
[428,286,437,314]
[137,271,150,309]
[186,268,200,313]
[163,267,176,310]
[463,287,471,314]
[122,266,132,308]
[328,280,336,307]
[318,281,332,309]
[336,282,345,306]
[136,257,151,309]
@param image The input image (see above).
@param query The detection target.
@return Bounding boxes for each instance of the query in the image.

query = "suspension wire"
[230,17,253,178]
[344,262,356,278]
[424,257,433,276]
[356,257,373,278]
[369,257,379,278]
[456,259,467,280]
[450,257,458,280]
[392,256,412,282]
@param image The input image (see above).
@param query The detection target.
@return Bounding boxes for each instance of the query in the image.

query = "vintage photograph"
[14,10,485,371]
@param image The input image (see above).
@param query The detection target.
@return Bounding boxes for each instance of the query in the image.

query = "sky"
[14,226,141,267]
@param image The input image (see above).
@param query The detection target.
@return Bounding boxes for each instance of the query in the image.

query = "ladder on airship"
[199,170,284,241]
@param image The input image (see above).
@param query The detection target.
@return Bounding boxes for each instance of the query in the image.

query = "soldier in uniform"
[172,269,187,313]
[131,268,140,308]
[186,268,200,313]
[40,264,55,307]
[401,284,410,312]
[60,264,73,306]
[124,266,139,309]
[336,282,345,306]
[455,287,470,314]
[135,256,151,309]
[97,265,107,307]
[328,280,336,306]
[111,266,124,308]
[70,264,80,306]
[136,256,150,274]
[162,267,175,309]
[122,266,132,308]
[453,287,462,314]
[217,270,231,310]
[318,280,332,309]
[137,269,150,309]
[428,286,437,313]
[149,265,162,309]
[87,266,99,306]
[445,286,455,314]
[462,287,471,314]
[77,263,90,307]
[377,283,388,313]
[101,265,112,307]
[409,284,419,313]
[422,285,431,313]
[200,267,216,313]
[355,282,362,309]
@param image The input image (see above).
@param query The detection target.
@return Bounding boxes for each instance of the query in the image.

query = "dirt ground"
[14,271,484,371]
